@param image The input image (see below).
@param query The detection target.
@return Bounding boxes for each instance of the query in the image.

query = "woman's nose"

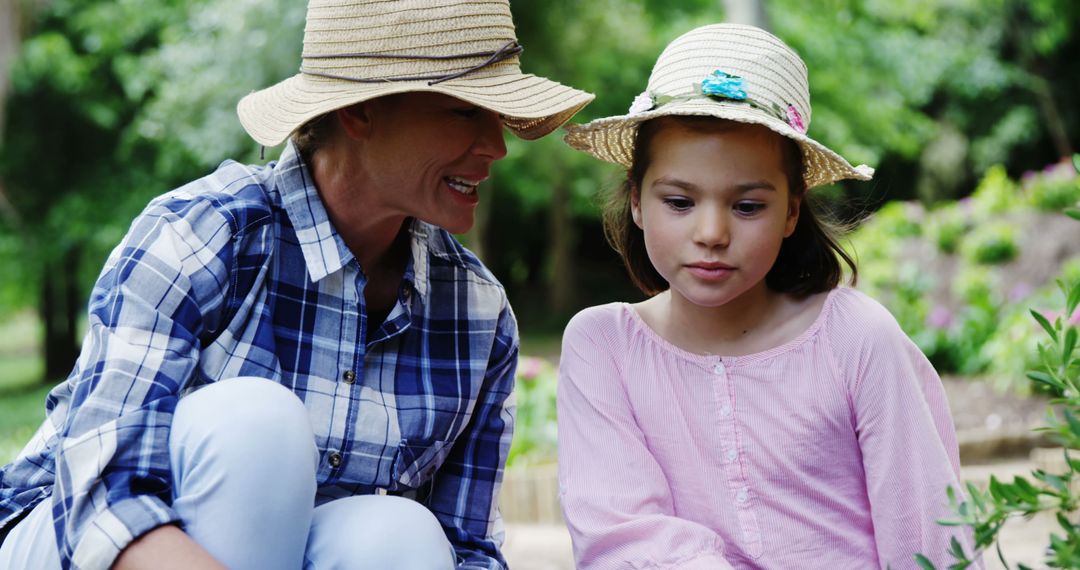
[473,111,508,161]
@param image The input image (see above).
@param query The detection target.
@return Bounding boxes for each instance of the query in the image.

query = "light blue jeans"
[0,377,456,569]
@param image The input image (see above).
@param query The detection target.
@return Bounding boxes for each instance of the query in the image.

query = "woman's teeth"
[445,176,479,195]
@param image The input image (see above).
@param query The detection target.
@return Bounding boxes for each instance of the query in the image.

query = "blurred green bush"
[961,222,1018,265]
[849,160,1080,389]
[507,356,559,468]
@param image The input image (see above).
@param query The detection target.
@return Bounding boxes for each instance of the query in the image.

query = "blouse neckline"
[621,287,842,367]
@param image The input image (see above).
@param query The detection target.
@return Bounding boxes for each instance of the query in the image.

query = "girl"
[557,23,976,569]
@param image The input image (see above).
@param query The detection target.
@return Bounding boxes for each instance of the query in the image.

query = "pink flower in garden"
[1008,283,1033,303]
[927,306,954,330]
[1034,307,1080,327]
[518,357,545,382]
[786,105,807,134]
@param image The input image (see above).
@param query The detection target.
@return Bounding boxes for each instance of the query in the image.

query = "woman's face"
[632,120,800,309]
[359,92,508,234]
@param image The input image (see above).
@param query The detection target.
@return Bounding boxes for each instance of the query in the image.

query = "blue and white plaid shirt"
[0,143,518,570]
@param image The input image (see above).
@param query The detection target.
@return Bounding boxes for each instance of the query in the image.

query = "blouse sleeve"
[556,309,734,570]
[841,297,980,568]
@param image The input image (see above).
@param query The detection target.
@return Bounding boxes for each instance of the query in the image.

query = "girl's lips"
[688,261,734,270]
[685,263,735,281]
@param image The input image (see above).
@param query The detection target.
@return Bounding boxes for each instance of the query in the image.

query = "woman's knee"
[306,496,455,569]
[171,377,315,469]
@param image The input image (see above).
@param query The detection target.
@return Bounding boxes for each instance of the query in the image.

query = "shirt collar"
[273,142,355,282]
[406,219,429,300]
[272,142,429,299]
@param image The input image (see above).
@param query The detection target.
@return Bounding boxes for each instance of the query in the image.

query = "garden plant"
[917,155,1080,569]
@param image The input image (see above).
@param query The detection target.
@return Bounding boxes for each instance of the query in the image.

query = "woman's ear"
[630,184,644,229]
[784,195,802,238]
[335,102,374,140]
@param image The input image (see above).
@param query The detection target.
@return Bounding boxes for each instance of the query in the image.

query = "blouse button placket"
[711,357,764,558]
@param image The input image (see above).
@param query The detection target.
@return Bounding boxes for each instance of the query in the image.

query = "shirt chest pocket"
[394,439,454,489]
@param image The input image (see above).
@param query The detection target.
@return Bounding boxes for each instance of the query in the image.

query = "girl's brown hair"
[603,116,857,297]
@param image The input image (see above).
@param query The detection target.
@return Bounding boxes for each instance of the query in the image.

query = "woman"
[0,1,593,569]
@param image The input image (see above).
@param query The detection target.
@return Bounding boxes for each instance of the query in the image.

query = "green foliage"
[1024,160,1080,212]
[919,278,1080,569]
[1,0,1078,346]
[971,165,1022,217]
[850,160,1080,380]
[961,222,1018,265]
[507,356,559,467]
[0,0,197,312]
[980,260,1080,389]
[919,157,1080,569]
[926,204,969,254]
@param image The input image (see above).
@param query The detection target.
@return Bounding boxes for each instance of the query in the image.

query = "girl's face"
[631,121,800,309]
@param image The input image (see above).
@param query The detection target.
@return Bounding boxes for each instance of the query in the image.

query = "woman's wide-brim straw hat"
[564,23,873,189]
[237,0,594,147]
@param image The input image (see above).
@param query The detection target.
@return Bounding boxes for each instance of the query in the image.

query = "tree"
[0,0,307,381]
[723,0,770,29]
[0,0,20,226]
[1,0,181,379]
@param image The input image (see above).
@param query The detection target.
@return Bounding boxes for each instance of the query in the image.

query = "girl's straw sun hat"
[564,23,873,189]
[237,0,594,147]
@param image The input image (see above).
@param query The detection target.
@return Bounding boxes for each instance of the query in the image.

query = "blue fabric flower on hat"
[699,70,747,101]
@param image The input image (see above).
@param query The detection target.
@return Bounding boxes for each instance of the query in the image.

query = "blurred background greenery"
[0,0,1078,466]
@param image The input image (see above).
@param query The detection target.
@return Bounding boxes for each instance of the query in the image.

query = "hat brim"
[238,71,595,147]
[563,99,873,189]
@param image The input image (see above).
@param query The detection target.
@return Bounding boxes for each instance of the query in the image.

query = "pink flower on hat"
[628,91,654,115]
[786,105,807,134]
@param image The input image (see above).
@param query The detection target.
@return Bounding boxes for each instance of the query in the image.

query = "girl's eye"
[734,202,766,216]
[663,197,693,211]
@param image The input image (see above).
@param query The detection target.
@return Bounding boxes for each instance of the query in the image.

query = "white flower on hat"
[628,91,654,115]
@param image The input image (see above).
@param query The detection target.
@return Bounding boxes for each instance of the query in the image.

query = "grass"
[0,312,51,464]
[0,353,51,464]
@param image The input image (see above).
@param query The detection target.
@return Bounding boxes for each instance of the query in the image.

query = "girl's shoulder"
[563,302,635,344]
[823,287,905,334]
[821,287,919,356]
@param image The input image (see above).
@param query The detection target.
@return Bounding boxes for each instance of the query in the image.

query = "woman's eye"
[663,197,693,211]
[453,106,481,118]
[734,202,765,215]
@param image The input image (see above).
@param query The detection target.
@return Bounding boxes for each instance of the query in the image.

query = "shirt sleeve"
[53,201,237,569]
[556,309,734,570]
[426,300,517,570]
[842,298,980,569]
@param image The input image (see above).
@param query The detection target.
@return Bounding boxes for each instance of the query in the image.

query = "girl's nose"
[693,210,730,248]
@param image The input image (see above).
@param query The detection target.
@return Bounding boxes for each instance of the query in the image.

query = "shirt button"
[713,362,725,374]
[736,489,749,503]
[342,370,356,384]
[720,405,732,417]
[328,452,343,468]
[726,449,738,462]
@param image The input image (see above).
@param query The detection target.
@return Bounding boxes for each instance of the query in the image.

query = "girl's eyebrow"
[652,176,777,193]
[734,180,777,192]
[651,176,699,191]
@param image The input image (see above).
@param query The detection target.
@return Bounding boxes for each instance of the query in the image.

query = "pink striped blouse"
[556,287,978,569]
